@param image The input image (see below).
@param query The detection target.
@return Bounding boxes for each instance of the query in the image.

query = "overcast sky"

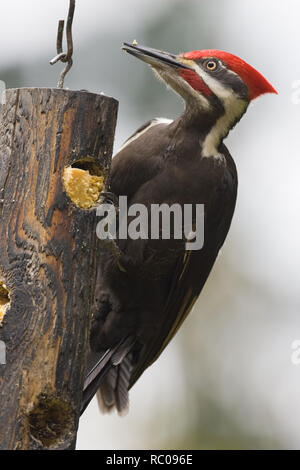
[0,0,173,66]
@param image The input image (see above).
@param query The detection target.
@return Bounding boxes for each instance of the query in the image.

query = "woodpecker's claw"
[99,191,119,209]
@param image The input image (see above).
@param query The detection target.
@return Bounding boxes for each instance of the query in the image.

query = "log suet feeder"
[0,0,118,450]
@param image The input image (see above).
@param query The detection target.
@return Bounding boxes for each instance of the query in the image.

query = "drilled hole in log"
[0,281,10,326]
[63,158,105,210]
[70,157,103,176]
[27,395,74,448]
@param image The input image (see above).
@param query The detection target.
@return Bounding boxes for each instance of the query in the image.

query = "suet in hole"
[63,158,105,210]
[0,281,10,326]
[27,394,74,448]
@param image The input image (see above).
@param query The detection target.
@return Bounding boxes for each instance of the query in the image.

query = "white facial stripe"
[118,118,173,152]
[193,63,248,157]
[202,98,247,157]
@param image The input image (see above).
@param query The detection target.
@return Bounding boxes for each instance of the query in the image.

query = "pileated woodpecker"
[81,43,277,415]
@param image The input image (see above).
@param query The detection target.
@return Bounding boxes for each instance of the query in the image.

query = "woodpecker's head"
[123,43,277,156]
[123,42,276,106]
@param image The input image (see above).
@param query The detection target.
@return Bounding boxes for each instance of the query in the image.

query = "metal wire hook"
[50,0,75,88]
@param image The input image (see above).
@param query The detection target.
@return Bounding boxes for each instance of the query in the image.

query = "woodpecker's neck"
[177,95,249,158]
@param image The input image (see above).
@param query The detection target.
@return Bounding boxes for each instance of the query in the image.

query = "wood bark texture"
[0,88,118,449]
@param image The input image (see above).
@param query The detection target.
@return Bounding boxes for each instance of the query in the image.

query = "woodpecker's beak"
[122,42,194,71]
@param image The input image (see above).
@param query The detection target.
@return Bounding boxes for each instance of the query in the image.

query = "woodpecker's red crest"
[181,49,277,100]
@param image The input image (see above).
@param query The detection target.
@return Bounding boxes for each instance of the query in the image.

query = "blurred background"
[1,0,299,450]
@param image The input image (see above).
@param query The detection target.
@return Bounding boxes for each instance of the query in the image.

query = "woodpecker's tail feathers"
[81,349,113,415]
[97,353,133,415]
[81,336,135,416]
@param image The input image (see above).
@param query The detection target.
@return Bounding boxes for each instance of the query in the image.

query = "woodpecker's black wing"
[129,163,237,387]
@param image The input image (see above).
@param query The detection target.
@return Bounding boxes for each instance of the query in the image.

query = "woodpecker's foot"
[90,293,127,350]
[97,191,127,270]
[101,238,127,272]
[99,191,119,210]
[90,294,113,350]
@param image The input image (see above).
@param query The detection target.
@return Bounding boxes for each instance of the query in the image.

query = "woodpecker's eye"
[205,60,217,71]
